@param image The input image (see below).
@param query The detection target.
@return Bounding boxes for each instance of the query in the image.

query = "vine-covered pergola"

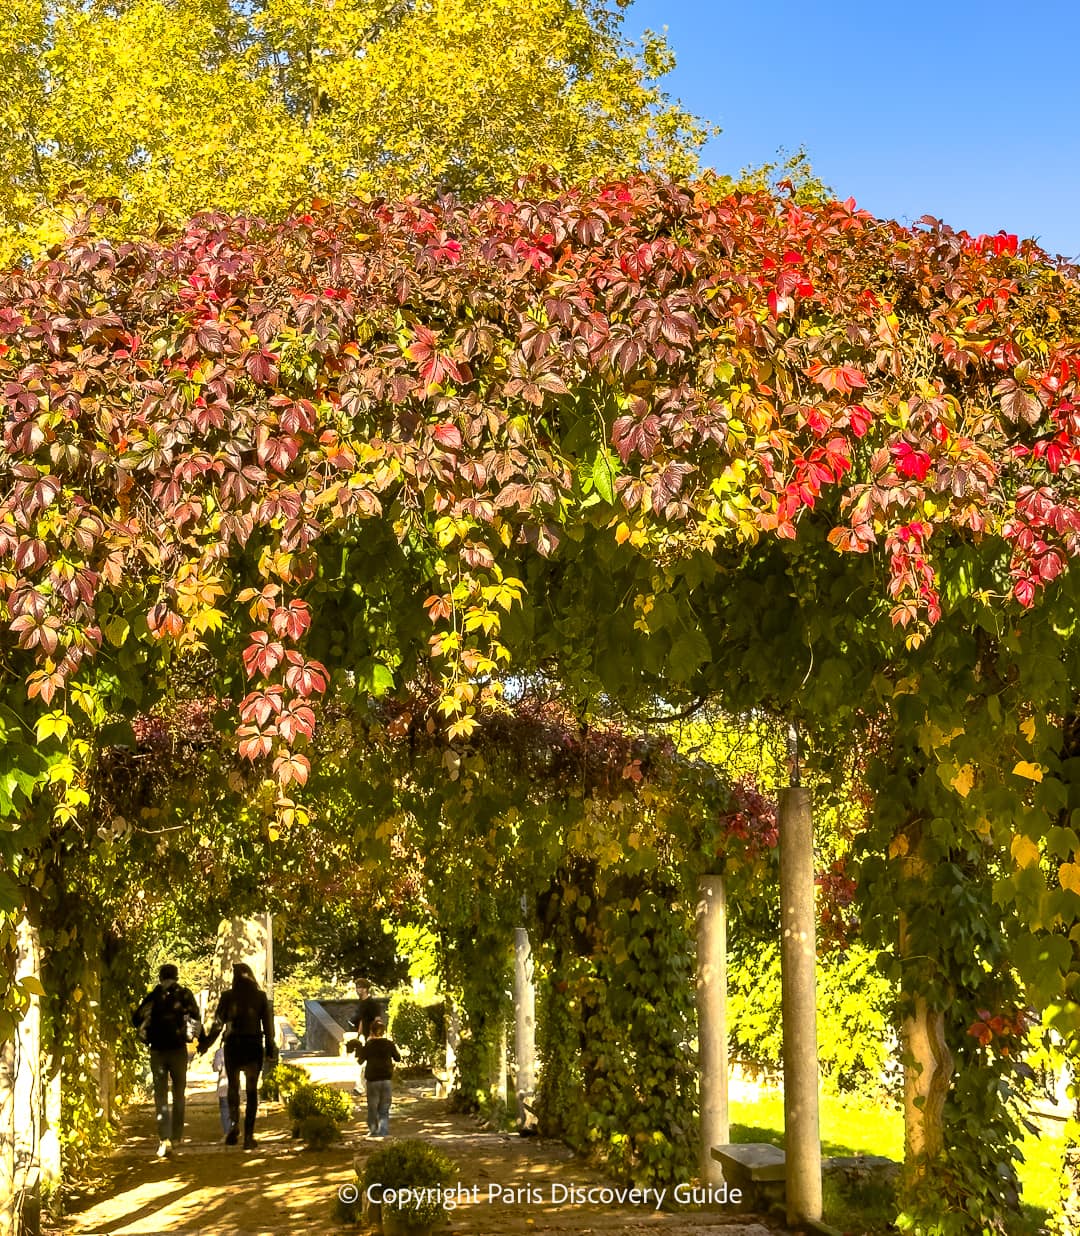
[1,178,1080,1235]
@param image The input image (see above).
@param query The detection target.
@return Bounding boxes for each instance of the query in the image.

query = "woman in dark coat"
[199,963,276,1149]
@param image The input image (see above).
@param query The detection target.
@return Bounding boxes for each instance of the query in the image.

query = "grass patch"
[730,1091,904,1159]
[728,1092,1065,1235]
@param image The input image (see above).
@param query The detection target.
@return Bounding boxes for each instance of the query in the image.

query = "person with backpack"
[198,963,276,1149]
[132,963,202,1159]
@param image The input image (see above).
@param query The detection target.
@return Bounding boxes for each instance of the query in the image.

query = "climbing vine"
[2,178,1080,1230]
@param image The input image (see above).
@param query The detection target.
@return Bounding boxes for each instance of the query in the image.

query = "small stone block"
[711,1142,787,1183]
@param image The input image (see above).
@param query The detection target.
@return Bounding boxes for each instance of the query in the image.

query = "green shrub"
[333,1185,363,1226]
[388,992,443,1068]
[296,1113,343,1150]
[261,1059,311,1103]
[286,1081,353,1136]
[359,1139,456,1227]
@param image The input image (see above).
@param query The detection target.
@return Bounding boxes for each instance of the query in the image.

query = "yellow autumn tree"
[0,0,709,263]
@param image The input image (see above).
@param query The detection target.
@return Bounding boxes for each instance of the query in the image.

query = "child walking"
[358,1019,401,1138]
[212,1047,230,1140]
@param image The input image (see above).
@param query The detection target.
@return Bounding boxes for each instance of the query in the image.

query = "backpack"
[142,984,199,1049]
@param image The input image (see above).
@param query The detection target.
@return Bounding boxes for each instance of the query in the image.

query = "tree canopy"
[0,0,707,263]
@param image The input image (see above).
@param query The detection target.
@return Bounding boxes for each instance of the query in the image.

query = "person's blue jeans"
[366,1079,392,1136]
[149,1047,189,1141]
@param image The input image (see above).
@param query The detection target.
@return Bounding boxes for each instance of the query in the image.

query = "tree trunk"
[695,872,729,1184]
[899,856,952,1170]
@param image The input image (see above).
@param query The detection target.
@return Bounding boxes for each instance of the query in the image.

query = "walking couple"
[133,962,277,1157]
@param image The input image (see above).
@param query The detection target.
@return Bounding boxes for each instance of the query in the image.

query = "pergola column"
[513,925,537,1130]
[695,872,729,1183]
[779,785,822,1224]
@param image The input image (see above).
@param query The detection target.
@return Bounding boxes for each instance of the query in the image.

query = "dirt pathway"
[60,1053,784,1236]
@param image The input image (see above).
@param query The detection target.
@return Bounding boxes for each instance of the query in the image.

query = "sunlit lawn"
[728,1092,1064,1233]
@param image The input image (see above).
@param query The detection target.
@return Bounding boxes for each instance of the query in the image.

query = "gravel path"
[59,1053,785,1236]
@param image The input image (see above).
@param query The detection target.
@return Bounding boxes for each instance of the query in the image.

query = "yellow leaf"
[1060,863,1080,895]
[1011,834,1040,868]
[1020,717,1037,743]
[1012,761,1044,782]
[951,765,975,797]
[888,834,909,859]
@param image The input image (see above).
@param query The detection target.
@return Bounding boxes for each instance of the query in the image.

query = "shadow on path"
[58,1054,783,1236]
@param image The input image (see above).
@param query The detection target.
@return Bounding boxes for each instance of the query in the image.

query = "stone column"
[495,1018,508,1110]
[264,912,275,1047]
[213,916,273,993]
[513,927,537,1130]
[1,916,43,1236]
[0,1031,15,1236]
[778,786,822,1224]
[445,1000,461,1084]
[82,941,113,1126]
[39,1057,60,1204]
[696,872,729,1183]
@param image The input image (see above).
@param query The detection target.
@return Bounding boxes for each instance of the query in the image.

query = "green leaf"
[668,629,711,682]
[103,615,130,647]
[591,449,617,505]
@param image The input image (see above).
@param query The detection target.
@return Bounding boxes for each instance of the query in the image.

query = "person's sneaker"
[224,1126,239,1146]
[156,1139,170,1159]
[242,1135,256,1150]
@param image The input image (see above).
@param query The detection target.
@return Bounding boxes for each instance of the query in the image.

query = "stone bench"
[711,1143,786,1212]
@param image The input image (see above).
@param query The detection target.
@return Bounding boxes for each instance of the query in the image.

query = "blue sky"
[627,0,1079,261]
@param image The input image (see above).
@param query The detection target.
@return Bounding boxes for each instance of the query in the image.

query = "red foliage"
[0,179,1078,768]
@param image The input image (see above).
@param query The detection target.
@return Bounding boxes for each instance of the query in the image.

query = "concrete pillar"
[445,1001,460,1083]
[213,916,273,993]
[695,873,729,1183]
[82,945,113,1125]
[513,928,537,1130]
[778,786,822,1224]
[264,913,274,1004]
[495,1017,508,1109]
[39,1057,60,1202]
[1,916,43,1236]
[0,1032,15,1236]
